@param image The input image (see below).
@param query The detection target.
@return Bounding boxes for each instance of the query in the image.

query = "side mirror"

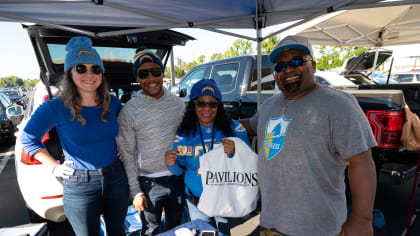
[179,88,188,98]
[6,105,24,117]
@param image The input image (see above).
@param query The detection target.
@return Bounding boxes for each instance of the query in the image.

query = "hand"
[52,161,75,179]
[165,150,177,166]
[340,215,373,236]
[222,138,235,155]
[133,194,148,212]
[117,145,124,161]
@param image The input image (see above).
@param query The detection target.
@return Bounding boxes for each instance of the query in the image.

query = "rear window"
[392,73,414,83]
[210,63,239,93]
[47,44,157,64]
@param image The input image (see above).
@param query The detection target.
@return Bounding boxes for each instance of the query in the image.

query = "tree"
[210,53,224,61]
[223,39,253,58]
[261,34,280,54]
[0,76,25,88]
[314,45,369,70]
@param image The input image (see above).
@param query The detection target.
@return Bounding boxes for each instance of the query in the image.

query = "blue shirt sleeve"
[21,99,58,156]
[167,134,186,176]
[232,120,251,147]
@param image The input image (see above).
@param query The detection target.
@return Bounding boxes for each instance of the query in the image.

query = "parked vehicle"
[0,88,27,109]
[315,71,356,87]
[0,92,23,145]
[174,51,417,186]
[14,24,193,222]
[390,71,420,83]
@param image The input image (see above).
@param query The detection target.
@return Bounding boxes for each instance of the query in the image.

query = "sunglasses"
[137,67,162,80]
[194,100,220,109]
[74,64,102,75]
[274,58,312,73]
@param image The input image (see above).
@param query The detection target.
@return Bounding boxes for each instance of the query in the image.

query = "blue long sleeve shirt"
[21,95,122,169]
[167,120,250,198]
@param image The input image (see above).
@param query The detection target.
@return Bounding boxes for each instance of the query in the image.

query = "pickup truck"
[173,50,416,185]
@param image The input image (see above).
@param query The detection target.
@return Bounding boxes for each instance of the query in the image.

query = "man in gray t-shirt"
[240,35,377,236]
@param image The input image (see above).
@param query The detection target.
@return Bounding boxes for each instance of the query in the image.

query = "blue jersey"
[167,120,250,197]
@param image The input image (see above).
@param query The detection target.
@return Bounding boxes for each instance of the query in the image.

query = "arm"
[341,150,377,236]
[238,119,256,136]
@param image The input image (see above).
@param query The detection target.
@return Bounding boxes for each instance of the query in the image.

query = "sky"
[2,21,420,80]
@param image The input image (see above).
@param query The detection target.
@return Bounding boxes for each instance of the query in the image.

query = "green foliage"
[315,46,369,70]
[261,34,280,54]
[223,39,253,58]
[0,76,39,88]
[210,53,224,61]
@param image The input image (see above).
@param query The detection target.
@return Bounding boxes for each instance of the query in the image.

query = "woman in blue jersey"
[21,36,129,236]
[165,79,249,235]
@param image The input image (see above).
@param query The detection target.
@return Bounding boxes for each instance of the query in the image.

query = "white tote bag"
[197,137,258,217]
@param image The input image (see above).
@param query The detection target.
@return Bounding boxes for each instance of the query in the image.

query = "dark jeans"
[62,159,129,236]
[139,175,185,235]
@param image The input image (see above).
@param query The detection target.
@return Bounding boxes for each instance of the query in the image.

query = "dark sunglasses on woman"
[194,100,220,109]
[137,67,162,80]
[274,57,312,73]
[74,64,102,75]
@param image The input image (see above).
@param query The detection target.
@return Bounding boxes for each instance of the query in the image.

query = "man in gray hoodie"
[117,48,185,235]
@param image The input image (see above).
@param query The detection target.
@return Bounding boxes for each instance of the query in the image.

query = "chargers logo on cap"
[202,87,215,94]
[78,50,95,57]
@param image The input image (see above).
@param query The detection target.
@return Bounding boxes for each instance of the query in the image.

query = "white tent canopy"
[2,0,420,106]
[297,4,420,47]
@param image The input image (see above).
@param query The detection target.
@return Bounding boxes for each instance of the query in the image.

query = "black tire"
[26,207,46,223]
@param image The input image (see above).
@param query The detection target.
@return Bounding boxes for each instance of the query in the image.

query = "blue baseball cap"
[132,47,164,78]
[270,35,313,63]
[64,36,104,73]
[190,79,222,101]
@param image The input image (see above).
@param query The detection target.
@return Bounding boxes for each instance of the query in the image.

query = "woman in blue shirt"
[165,79,249,236]
[21,36,129,236]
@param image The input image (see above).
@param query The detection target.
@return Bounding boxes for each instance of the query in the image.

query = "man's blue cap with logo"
[64,36,104,73]
[270,35,313,63]
[132,47,164,78]
[190,79,222,101]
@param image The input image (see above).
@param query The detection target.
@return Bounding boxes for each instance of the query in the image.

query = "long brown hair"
[59,69,111,125]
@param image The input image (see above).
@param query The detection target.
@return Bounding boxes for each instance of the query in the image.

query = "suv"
[14,24,193,222]
[0,92,23,145]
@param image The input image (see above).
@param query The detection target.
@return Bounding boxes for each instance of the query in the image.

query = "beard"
[283,79,302,94]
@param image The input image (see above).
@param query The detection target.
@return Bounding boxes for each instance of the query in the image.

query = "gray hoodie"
[117,87,185,197]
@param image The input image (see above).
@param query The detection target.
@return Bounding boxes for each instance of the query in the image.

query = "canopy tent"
[1,0,420,106]
[296,4,420,78]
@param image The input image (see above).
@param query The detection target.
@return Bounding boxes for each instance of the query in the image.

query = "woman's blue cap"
[190,79,222,101]
[64,36,104,73]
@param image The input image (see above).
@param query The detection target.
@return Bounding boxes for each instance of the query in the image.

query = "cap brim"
[270,45,311,63]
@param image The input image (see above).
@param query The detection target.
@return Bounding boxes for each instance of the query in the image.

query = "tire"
[26,207,46,223]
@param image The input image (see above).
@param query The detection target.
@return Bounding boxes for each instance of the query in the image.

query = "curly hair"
[178,99,233,137]
[59,70,111,125]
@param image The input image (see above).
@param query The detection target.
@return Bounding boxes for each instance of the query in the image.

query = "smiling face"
[137,62,164,99]
[70,63,102,96]
[195,95,219,127]
[274,50,318,100]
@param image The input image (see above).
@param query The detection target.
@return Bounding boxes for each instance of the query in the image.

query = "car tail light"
[367,111,405,148]
[21,94,51,165]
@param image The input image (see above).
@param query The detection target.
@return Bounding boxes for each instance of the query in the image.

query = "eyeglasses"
[194,100,220,109]
[75,64,102,75]
[274,58,312,73]
[137,67,162,80]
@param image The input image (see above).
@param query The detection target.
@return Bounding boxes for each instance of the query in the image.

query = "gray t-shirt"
[250,86,377,236]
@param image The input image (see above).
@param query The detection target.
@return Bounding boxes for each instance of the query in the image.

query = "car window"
[248,67,275,91]
[392,73,414,83]
[180,68,206,95]
[0,93,11,107]
[210,63,239,93]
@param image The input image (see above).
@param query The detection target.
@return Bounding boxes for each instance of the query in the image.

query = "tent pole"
[170,49,175,87]
[371,47,379,80]
[257,28,262,110]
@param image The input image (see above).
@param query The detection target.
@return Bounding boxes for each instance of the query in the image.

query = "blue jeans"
[186,197,230,236]
[139,175,185,235]
[62,159,129,236]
